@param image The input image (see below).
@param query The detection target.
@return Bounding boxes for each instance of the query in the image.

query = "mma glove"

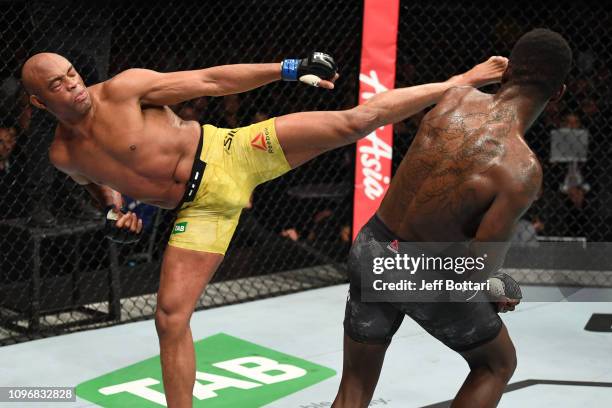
[103,206,142,244]
[448,273,522,307]
[281,52,337,86]
[487,273,522,301]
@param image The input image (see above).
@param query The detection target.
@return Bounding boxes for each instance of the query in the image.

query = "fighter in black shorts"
[333,29,572,407]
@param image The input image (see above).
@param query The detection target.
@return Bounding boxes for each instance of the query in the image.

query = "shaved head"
[21,52,71,95]
[20,52,92,119]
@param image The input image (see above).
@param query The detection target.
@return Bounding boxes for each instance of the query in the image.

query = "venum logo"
[358,70,392,200]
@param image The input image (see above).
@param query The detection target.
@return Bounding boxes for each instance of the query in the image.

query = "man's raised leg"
[276,56,508,167]
[156,246,224,408]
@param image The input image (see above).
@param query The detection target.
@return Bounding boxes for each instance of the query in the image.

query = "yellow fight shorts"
[168,118,291,254]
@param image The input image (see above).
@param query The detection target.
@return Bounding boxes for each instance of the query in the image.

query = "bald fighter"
[334,29,572,408]
[21,51,506,407]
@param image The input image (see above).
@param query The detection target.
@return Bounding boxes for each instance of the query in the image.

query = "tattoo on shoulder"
[397,107,520,218]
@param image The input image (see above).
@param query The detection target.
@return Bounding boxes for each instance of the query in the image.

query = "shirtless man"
[334,29,572,408]
[21,51,506,407]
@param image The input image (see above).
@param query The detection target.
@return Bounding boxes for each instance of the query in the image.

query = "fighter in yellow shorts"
[21,49,507,407]
[169,119,290,254]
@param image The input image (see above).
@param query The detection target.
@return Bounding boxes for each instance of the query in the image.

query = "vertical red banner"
[353,0,400,240]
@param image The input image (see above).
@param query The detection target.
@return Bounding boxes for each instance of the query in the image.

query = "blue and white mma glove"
[281,52,337,87]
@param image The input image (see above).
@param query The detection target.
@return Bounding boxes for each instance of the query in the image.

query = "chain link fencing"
[0,0,361,345]
[394,2,612,288]
[0,0,610,346]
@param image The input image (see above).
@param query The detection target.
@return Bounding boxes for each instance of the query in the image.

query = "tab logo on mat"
[76,333,336,407]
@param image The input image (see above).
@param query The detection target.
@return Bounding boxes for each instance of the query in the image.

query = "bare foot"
[452,56,509,88]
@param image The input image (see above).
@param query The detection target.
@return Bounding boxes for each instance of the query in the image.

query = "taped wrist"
[281,59,300,81]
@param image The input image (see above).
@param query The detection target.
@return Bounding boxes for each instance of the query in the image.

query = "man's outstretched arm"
[118,64,281,104]
[107,52,337,106]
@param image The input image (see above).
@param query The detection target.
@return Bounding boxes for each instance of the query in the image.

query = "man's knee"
[495,348,517,382]
[469,346,517,382]
[155,305,191,340]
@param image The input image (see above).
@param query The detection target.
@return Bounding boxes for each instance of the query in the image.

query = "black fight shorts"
[343,215,503,352]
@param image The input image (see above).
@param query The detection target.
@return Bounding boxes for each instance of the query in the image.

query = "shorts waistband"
[175,126,205,210]
[367,214,466,258]
[367,213,402,242]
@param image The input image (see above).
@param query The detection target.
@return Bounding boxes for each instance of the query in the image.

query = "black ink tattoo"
[394,106,519,220]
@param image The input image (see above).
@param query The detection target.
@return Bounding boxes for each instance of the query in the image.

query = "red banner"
[353,0,400,240]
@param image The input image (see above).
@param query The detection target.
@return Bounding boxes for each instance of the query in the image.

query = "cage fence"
[0,0,610,345]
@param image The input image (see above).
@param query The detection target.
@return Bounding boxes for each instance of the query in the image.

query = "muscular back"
[50,78,201,208]
[378,87,541,242]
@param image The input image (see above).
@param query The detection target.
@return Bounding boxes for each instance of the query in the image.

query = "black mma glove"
[488,273,523,301]
[448,273,522,311]
[281,52,337,86]
[487,273,522,313]
[104,206,142,244]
